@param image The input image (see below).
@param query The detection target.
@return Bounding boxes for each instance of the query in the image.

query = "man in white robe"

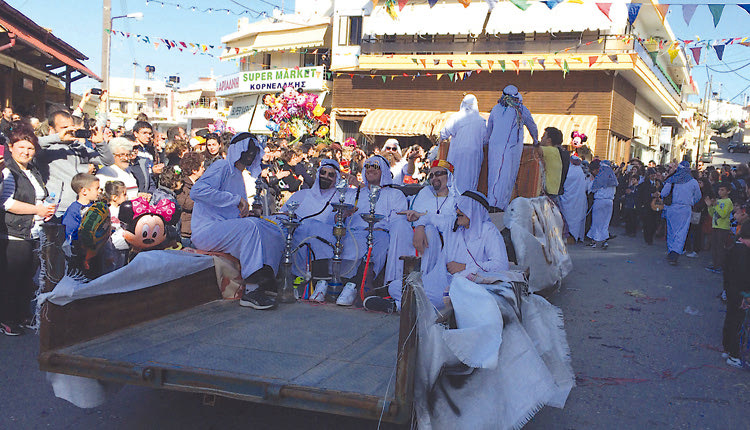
[559,156,587,242]
[483,85,538,211]
[661,161,701,265]
[282,159,360,279]
[344,155,410,291]
[387,160,460,300]
[190,133,284,310]
[439,94,487,193]
[586,160,617,248]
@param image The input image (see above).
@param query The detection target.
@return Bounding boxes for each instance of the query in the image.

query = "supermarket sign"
[216,66,325,96]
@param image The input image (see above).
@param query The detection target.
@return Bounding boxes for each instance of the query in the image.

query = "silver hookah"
[252,176,265,215]
[328,178,354,300]
[359,186,383,254]
[277,200,300,303]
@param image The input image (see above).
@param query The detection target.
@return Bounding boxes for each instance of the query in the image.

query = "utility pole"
[131,61,138,115]
[696,76,712,167]
[102,0,111,120]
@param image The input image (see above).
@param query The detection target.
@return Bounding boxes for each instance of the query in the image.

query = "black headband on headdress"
[461,190,489,212]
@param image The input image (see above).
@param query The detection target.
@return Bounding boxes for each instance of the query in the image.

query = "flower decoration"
[263,86,329,139]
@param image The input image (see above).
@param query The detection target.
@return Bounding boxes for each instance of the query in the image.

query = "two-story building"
[328,0,694,162]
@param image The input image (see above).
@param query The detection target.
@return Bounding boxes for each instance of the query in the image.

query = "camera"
[90,88,103,95]
[74,129,92,139]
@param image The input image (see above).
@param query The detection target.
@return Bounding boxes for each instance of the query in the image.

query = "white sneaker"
[310,280,328,303]
[336,282,357,306]
[722,352,730,358]
[726,356,743,369]
[685,251,698,258]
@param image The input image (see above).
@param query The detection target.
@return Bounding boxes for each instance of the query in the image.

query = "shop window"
[134,85,140,94]
[119,102,128,113]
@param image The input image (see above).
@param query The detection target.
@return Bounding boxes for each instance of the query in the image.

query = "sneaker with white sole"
[722,352,730,358]
[239,289,277,310]
[1,322,22,336]
[363,296,397,313]
[726,356,743,369]
[310,280,328,303]
[336,282,357,306]
[685,251,698,258]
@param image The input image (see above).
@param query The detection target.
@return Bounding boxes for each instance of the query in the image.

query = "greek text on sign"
[216,66,326,96]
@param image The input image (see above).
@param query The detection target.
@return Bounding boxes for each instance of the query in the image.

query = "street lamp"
[101,2,143,121]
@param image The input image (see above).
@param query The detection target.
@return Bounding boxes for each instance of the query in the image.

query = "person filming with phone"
[37,102,114,217]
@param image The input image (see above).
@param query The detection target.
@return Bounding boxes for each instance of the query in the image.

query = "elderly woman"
[1,122,55,336]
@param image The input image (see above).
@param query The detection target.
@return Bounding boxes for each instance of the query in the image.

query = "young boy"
[62,173,100,241]
[722,222,750,368]
[706,183,734,274]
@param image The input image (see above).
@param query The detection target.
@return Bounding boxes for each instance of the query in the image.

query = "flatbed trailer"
[37,225,418,425]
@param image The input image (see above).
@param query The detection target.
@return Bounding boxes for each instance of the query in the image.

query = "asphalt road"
[3,215,750,428]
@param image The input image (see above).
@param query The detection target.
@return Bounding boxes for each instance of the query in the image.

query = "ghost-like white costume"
[190,134,284,280]
[483,85,538,210]
[558,158,587,241]
[440,94,487,193]
[396,192,509,309]
[282,160,361,278]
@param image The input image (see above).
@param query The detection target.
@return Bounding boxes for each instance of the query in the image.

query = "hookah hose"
[360,246,373,302]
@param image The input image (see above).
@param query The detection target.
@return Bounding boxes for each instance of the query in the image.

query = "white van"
[709,140,719,153]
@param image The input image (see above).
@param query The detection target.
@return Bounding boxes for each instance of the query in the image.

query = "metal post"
[102,0,111,120]
[696,77,711,167]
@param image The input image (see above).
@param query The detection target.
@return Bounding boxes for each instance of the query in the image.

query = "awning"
[222,23,329,59]
[364,2,489,36]
[525,114,598,146]
[359,109,441,137]
[0,17,100,81]
[333,107,371,117]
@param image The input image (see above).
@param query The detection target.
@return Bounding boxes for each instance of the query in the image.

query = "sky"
[5,0,750,106]
[5,0,292,93]
[666,1,750,105]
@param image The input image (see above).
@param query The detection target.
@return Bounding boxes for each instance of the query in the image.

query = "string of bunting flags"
[106,28,221,56]
[382,1,750,29]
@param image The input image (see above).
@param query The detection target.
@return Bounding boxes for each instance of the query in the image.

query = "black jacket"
[1,157,47,239]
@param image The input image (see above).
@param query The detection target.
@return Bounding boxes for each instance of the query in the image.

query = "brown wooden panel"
[39,268,220,353]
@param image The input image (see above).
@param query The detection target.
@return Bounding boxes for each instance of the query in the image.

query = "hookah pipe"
[359,186,383,302]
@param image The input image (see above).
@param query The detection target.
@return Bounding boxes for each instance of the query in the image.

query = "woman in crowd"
[177,151,205,245]
[0,122,55,336]
[203,133,224,169]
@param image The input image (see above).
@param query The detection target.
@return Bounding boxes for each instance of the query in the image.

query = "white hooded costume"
[344,155,410,282]
[395,191,509,309]
[440,94,487,193]
[483,85,538,210]
[382,138,409,184]
[190,134,284,280]
[282,160,361,278]
[586,160,617,243]
[558,157,587,241]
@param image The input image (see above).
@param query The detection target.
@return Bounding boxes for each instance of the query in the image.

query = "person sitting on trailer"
[386,160,460,299]
[366,190,509,313]
[190,133,284,311]
[281,159,359,282]
[344,155,411,296]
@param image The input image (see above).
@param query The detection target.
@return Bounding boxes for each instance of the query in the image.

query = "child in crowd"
[150,165,183,244]
[722,222,750,368]
[62,173,100,242]
[98,180,130,274]
[706,183,733,274]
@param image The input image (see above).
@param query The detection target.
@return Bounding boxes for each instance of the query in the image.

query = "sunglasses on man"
[383,146,398,152]
[428,171,448,180]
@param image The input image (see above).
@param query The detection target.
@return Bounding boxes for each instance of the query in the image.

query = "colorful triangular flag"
[433,59,440,65]
[510,0,531,11]
[538,58,546,70]
[655,4,669,21]
[690,47,701,65]
[420,59,426,68]
[448,73,455,81]
[428,0,438,7]
[397,0,408,12]
[708,4,724,27]
[512,60,520,75]
[562,60,569,78]
[627,3,641,25]
[499,60,506,72]
[714,44,725,61]
[447,60,453,68]
[487,60,494,72]
[589,56,599,67]
[458,72,465,80]
[411,58,418,65]
[682,4,697,25]
[740,4,750,15]
[460,60,467,68]
[596,3,612,21]
[475,59,482,67]
[543,0,562,8]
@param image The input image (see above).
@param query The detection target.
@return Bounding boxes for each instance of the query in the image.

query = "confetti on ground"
[604,304,615,309]
[625,289,646,298]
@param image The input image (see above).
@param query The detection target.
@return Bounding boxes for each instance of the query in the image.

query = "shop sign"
[216,66,325,96]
